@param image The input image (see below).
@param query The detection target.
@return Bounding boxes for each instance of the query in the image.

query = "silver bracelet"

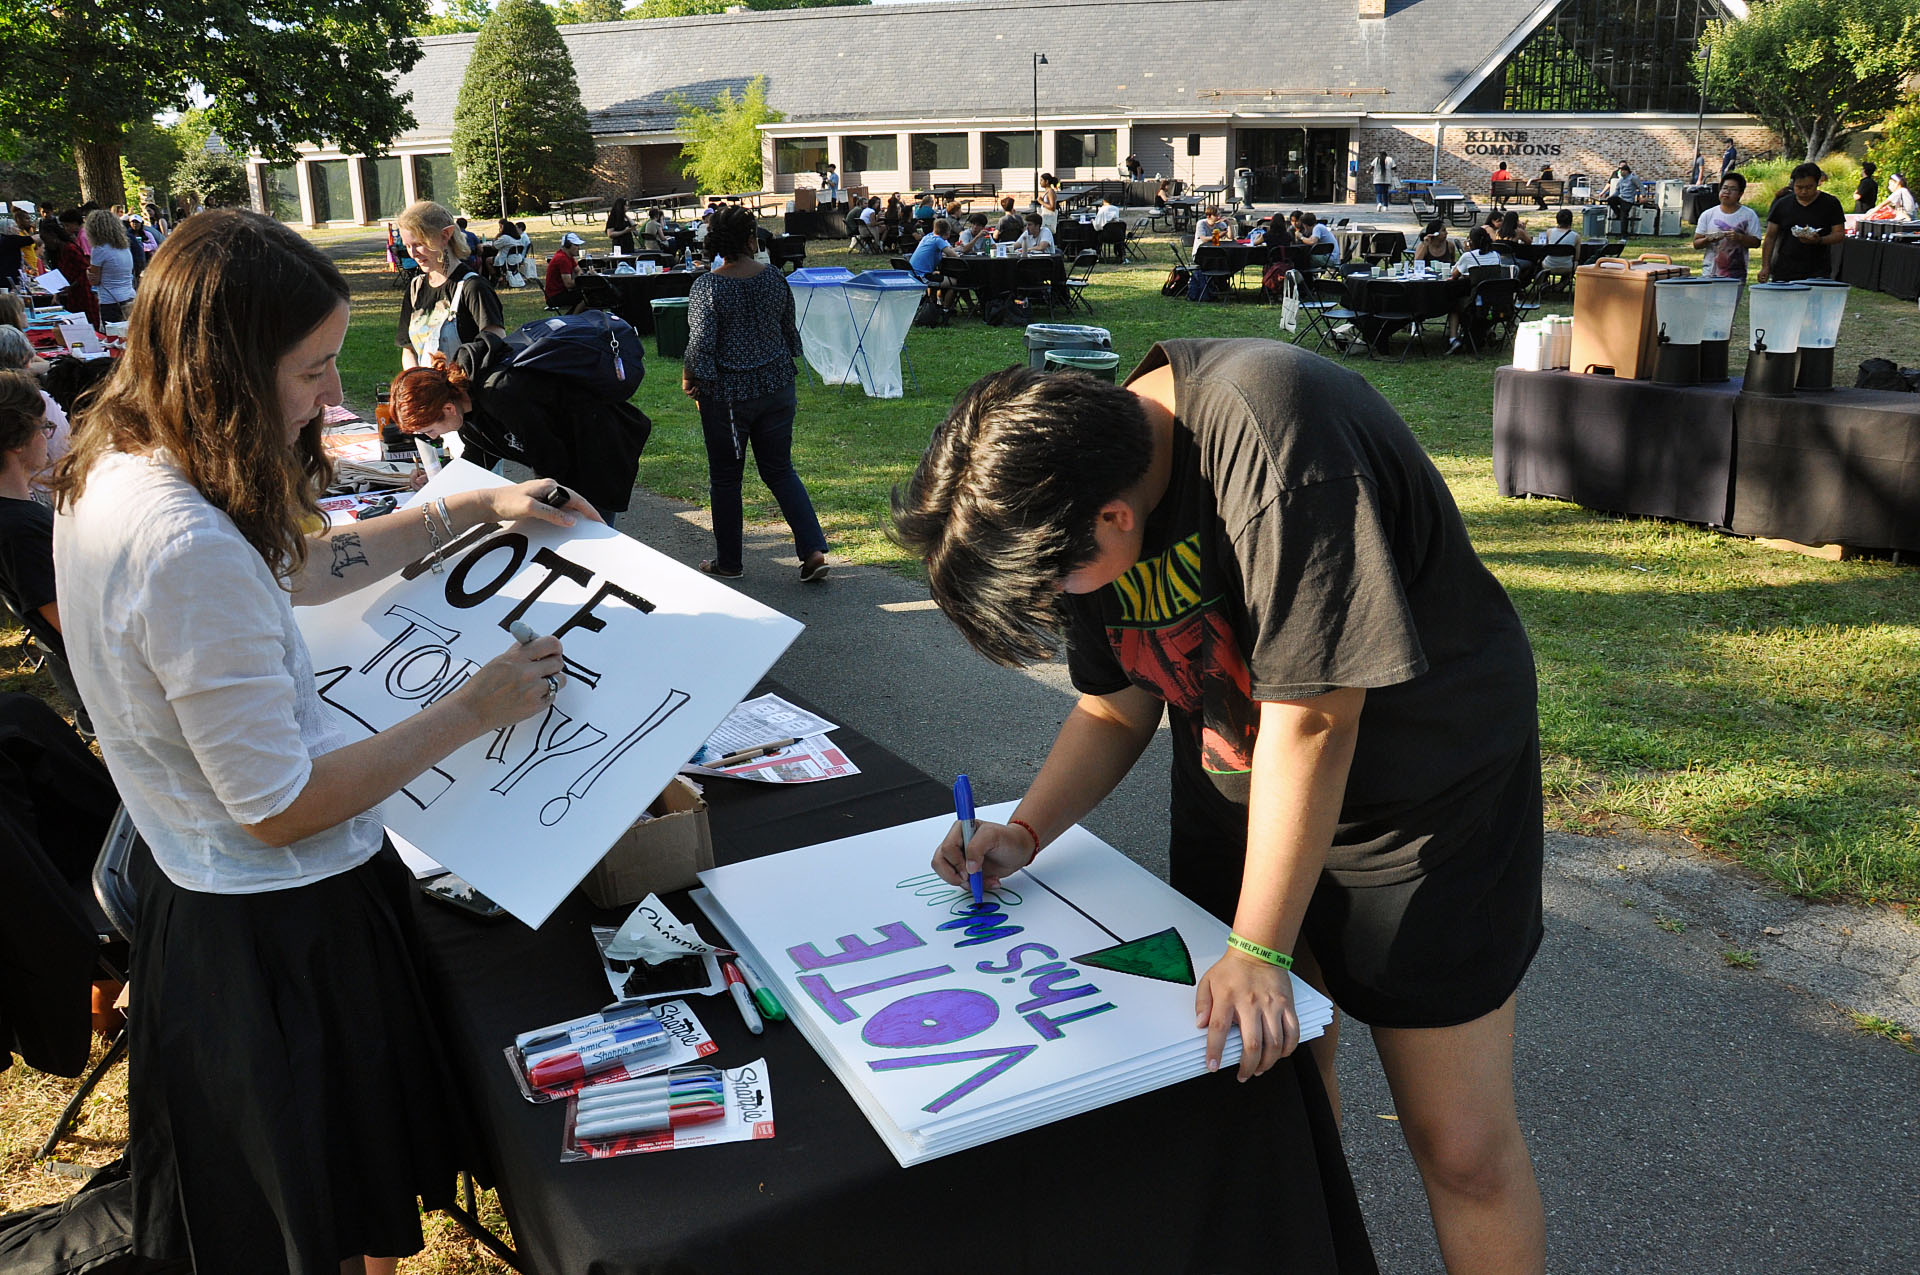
[422,505,446,573]
[433,497,456,542]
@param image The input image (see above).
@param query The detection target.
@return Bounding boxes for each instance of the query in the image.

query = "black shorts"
[1169,734,1544,1030]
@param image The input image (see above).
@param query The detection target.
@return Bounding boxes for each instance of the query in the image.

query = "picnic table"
[548,196,606,226]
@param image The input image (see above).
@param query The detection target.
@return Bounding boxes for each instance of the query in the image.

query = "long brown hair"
[51,209,348,579]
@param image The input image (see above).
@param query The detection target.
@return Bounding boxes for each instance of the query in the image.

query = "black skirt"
[128,847,479,1273]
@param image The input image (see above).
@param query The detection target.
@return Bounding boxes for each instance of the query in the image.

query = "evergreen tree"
[452,0,598,215]
[671,77,783,196]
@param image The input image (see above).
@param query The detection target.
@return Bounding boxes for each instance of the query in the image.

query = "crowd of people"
[2,201,165,330]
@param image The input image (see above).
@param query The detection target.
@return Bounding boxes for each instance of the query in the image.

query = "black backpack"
[1162,266,1191,297]
[502,310,643,402]
[913,296,952,328]
[0,1157,190,1274]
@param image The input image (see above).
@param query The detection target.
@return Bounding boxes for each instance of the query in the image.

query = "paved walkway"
[606,486,1919,1272]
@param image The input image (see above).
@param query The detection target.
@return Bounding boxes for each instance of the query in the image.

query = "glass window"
[261,165,300,222]
[775,137,828,177]
[910,133,969,171]
[413,153,457,205]
[843,135,898,172]
[982,132,1037,170]
[1470,0,1733,112]
[309,159,352,222]
[1055,130,1116,170]
[361,156,405,221]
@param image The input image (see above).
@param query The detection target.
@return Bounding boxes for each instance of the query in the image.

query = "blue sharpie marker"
[954,774,982,905]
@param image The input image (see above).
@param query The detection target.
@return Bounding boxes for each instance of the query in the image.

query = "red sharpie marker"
[527,1018,669,1087]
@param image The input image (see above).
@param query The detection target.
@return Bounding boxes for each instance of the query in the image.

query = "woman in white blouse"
[52,209,590,1274]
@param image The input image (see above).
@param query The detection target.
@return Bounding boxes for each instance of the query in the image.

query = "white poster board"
[297,461,803,927]
[695,802,1332,1165]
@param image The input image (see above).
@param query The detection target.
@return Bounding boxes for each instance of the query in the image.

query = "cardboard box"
[582,776,713,909]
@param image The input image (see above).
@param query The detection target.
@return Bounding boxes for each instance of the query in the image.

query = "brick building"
[252,0,1765,226]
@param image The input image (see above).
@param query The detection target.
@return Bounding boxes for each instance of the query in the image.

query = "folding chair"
[1015,256,1059,318]
[1124,217,1157,262]
[1191,245,1236,301]
[1365,280,1424,361]
[1062,250,1099,314]
[1460,276,1522,355]
[1281,268,1338,349]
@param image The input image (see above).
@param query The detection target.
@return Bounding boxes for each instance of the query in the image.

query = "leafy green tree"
[0,0,423,206]
[550,0,627,20]
[419,0,498,35]
[635,0,863,15]
[671,77,783,196]
[173,149,251,209]
[0,132,81,212]
[120,119,187,211]
[452,0,598,216]
[1700,0,1920,160]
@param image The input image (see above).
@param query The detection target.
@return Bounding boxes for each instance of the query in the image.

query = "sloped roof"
[391,0,1547,144]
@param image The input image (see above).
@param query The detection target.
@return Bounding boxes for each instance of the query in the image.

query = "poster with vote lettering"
[297,461,802,928]
[695,803,1333,1165]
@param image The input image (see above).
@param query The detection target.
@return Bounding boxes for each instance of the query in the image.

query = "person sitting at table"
[1534,208,1580,280]
[912,193,937,224]
[481,217,516,283]
[1481,208,1504,241]
[1451,225,1503,278]
[0,372,64,662]
[53,208,583,1275]
[1868,172,1916,220]
[957,212,995,254]
[1493,211,1534,281]
[1413,219,1457,268]
[908,216,961,312]
[1013,212,1056,256]
[854,198,885,252]
[545,230,585,312]
[1154,180,1173,210]
[1091,198,1123,231]
[995,196,1025,242]
[642,206,670,253]
[1193,207,1231,248]
[1297,211,1340,265]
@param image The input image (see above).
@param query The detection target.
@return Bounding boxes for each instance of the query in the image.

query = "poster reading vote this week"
[695,802,1334,1165]
[297,461,803,927]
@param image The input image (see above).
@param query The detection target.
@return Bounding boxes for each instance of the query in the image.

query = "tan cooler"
[1570,254,1689,379]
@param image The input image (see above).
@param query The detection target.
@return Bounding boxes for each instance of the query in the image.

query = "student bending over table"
[893,341,1547,1274]
[51,210,590,1275]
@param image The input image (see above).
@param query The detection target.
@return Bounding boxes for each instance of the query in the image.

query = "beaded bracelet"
[1009,817,1041,858]
[1226,931,1294,970]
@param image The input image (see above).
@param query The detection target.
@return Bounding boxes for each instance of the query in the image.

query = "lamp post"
[1690,38,1713,181]
[492,97,508,221]
[1032,53,1047,208]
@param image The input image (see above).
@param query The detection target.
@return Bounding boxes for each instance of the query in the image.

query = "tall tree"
[419,0,498,35]
[550,0,626,20]
[0,1,424,205]
[452,0,597,215]
[1700,0,1920,160]
[635,0,864,15]
[671,76,783,196]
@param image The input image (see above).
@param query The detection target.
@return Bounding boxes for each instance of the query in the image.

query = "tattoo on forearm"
[328,532,369,579]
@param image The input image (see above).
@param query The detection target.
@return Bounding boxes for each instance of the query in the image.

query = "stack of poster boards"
[694,802,1333,1166]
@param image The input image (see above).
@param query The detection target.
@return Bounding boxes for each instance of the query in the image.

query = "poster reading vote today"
[297,462,803,927]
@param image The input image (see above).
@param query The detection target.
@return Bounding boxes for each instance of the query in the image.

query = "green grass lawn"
[327,228,1920,910]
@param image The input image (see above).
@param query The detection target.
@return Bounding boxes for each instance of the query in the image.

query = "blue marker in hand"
[954,774,982,905]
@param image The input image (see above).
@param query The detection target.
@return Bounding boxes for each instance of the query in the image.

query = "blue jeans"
[698,383,828,572]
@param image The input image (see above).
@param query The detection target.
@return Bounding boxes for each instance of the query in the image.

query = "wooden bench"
[1490,178,1569,209]
[1490,179,1525,209]
[548,196,605,226]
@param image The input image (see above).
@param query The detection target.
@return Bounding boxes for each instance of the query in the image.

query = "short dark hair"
[932,217,953,237]
[1721,171,1748,193]
[891,367,1153,667]
[1862,161,1876,176]
[0,371,44,454]
[1023,212,1043,226]
[1555,208,1573,227]
[969,213,989,226]
[705,205,757,260]
[1423,218,1446,238]
[1790,161,1824,183]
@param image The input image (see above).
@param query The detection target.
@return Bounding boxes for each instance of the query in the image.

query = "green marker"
[732,954,787,1022]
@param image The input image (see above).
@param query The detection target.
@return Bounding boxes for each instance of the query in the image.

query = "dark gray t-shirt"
[1063,339,1536,883]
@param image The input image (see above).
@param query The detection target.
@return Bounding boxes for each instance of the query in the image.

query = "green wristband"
[1227,931,1294,970]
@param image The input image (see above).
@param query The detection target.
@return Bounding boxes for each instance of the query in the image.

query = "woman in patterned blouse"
[681,206,830,582]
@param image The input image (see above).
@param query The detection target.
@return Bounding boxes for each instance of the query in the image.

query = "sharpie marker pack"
[560,1059,775,1161]
[505,998,718,1102]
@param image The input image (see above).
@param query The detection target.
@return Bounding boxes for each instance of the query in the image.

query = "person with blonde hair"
[393,199,504,369]
[81,209,136,323]
[51,208,588,1274]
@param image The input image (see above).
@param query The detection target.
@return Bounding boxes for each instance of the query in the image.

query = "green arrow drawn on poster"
[1073,927,1197,986]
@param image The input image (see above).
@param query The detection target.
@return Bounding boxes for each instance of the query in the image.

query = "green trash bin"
[652,297,691,360]
[1023,323,1111,371]
[1043,349,1122,382]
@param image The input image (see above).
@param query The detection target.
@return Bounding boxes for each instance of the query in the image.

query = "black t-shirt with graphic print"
[1062,339,1537,885]
[395,263,504,358]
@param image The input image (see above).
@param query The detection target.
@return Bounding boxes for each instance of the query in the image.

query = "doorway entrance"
[1237,127,1350,203]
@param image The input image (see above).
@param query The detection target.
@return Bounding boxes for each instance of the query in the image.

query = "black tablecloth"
[1838,238,1884,291]
[578,270,698,334]
[413,683,1376,1275]
[1874,239,1920,300]
[937,254,1069,311]
[1730,387,1920,552]
[1492,368,1738,527]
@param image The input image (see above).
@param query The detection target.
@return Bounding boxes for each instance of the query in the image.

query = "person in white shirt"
[1013,213,1056,255]
[1193,207,1232,248]
[852,197,883,251]
[1091,199,1122,230]
[1691,171,1763,296]
[956,213,996,253]
[1370,151,1397,212]
[1533,208,1581,272]
[52,208,587,1275]
[1869,172,1917,220]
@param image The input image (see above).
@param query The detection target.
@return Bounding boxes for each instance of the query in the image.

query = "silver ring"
[545,674,560,694]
